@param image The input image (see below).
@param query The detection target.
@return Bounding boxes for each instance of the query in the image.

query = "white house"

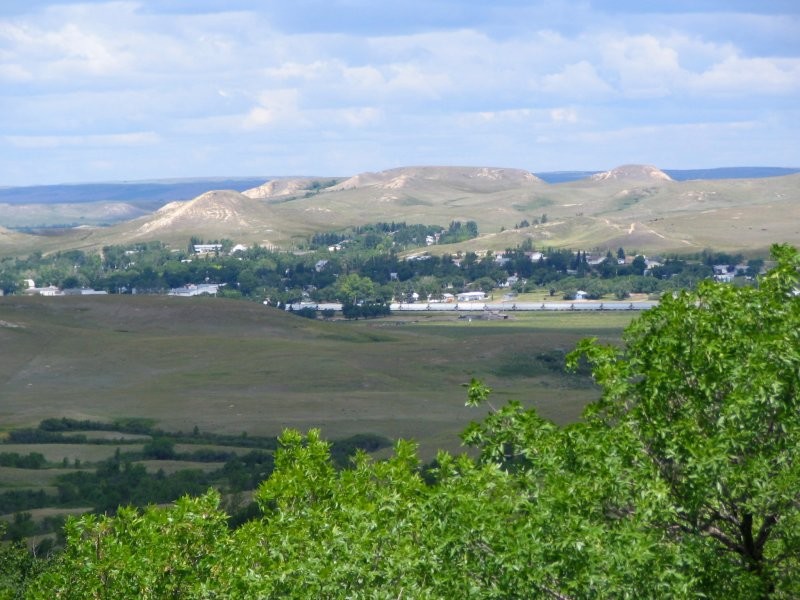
[193,244,222,254]
[457,291,487,302]
[713,265,736,282]
[23,280,63,296]
[502,275,519,288]
[168,283,224,297]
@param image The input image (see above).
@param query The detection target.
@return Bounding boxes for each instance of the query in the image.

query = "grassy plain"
[0,295,632,458]
[0,443,144,465]
[135,460,226,475]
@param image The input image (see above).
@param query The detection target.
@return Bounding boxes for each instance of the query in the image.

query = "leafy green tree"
[336,273,375,304]
[565,243,800,598]
[142,438,176,460]
[630,254,647,275]
[29,493,229,599]
[0,522,47,599]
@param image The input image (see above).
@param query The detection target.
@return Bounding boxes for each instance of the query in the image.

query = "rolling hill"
[0,164,798,255]
[0,295,625,454]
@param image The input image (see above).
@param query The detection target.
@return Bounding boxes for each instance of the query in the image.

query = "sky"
[0,1,798,186]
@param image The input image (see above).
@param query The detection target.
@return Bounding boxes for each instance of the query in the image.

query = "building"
[23,280,63,296]
[193,244,223,254]
[168,283,224,297]
[457,291,487,302]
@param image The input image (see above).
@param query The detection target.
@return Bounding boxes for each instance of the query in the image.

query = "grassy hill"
[0,295,631,456]
[1,165,798,255]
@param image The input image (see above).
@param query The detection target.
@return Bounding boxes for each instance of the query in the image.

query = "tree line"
[0,222,761,308]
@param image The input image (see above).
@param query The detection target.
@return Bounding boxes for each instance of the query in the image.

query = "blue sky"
[1,1,798,185]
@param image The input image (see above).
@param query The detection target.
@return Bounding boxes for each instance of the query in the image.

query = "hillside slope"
[0,296,613,453]
[1,165,798,255]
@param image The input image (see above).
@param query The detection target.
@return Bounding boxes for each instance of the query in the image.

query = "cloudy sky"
[1,1,798,185]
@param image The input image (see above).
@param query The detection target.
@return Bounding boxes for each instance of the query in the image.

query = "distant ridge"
[0,178,270,208]
[535,166,800,184]
[590,164,673,183]
[2,168,796,205]
[243,177,343,200]
[664,167,800,181]
[330,166,543,192]
[1,164,799,255]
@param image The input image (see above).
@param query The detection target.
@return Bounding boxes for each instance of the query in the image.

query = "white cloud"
[550,107,578,123]
[540,61,613,97]
[5,131,160,148]
[265,60,335,81]
[332,106,383,128]
[0,62,32,81]
[242,89,304,129]
[0,1,799,184]
[0,9,135,81]
[690,55,800,95]
[600,34,684,98]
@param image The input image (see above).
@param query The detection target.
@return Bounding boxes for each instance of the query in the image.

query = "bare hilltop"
[1,164,798,255]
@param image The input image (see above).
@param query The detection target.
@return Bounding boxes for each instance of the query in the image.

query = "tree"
[631,254,647,275]
[0,522,47,598]
[29,494,229,599]
[336,273,375,304]
[565,243,800,598]
[142,438,176,460]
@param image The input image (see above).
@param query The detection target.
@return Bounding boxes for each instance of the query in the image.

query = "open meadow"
[0,295,632,458]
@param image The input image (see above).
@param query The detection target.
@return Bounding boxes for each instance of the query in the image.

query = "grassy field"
[0,443,144,464]
[0,466,80,488]
[0,295,633,458]
[134,460,227,475]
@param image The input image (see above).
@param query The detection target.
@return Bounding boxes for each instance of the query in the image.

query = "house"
[25,286,62,296]
[575,290,588,300]
[315,260,329,272]
[713,265,735,282]
[457,291,487,302]
[193,244,222,254]
[168,283,224,297]
[23,280,63,296]
[502,275,519,288]
[645,258,662,268]
[230,244,249,254]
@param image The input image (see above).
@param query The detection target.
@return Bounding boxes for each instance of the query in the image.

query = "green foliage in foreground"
[12,245,800,598]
